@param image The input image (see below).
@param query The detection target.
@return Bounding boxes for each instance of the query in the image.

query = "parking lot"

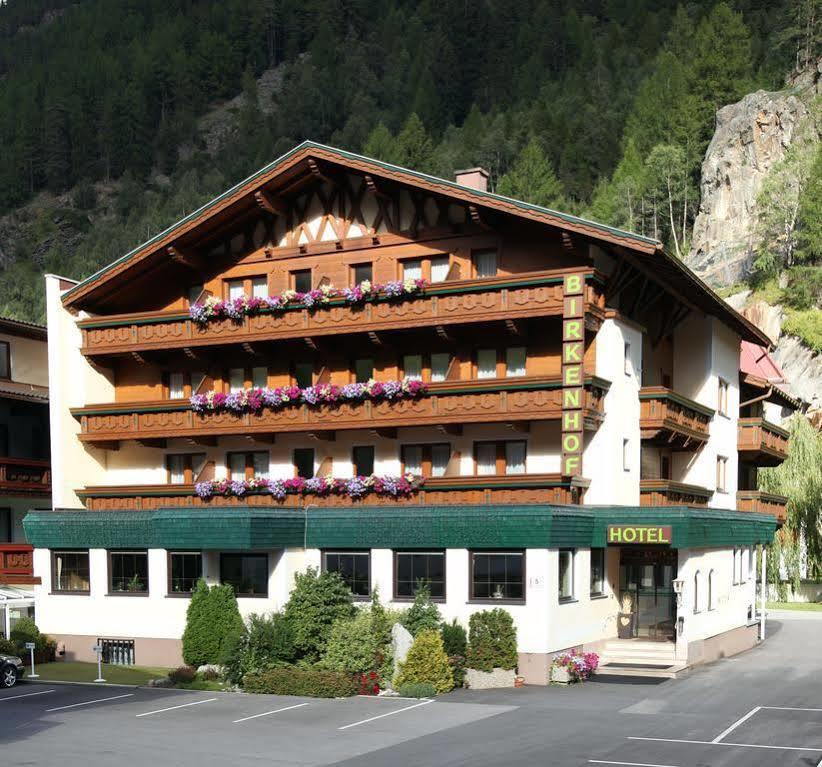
[2,616,820,767]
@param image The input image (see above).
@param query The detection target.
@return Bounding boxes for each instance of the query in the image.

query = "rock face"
[687,88,813,287]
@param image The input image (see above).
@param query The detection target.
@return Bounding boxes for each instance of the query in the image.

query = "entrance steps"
[597,640,687,679]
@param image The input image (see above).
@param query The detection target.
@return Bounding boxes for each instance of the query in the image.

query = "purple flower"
[267,479,286,500]
[383,280,403,297]
[346,476,369,498]
[229,480,247,496]
[341,383,366,400]
[195,482,214,499]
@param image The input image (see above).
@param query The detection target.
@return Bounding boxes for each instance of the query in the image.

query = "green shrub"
[283,568,355,661]
[10,618,55,662]
[322,609,379,675]
[401,584,441,637]
[10,617,39,647]
[0,638,18,656]
[222,612,296,685]
[394,629,453,694]
[200,667,221,681]
[466,609,518,672]
[397,682,436,698]
[182,580,244,667]
[168,666,197,684]
[242,666,358,697]
[440,619,467,656]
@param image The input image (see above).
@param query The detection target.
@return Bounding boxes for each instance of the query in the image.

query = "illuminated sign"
[607,525,673,545]
[561,273,585,476]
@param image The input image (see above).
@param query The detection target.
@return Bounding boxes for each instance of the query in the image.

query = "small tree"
[440,619,467,657]
[322,609,379,675]
[394,629,453,694]
[466,609,518,672]
[182,580,244,667]
[283,567,355,661]
[401,584,441,637]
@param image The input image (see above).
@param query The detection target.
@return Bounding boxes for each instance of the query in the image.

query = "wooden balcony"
[0,458,51,497]
[738,418,790,467]
[77,270,605,358]
[736,490,788,523]
[78,473,590,511]
[72,376,610,447]
[0,544,38,585]
[639,387,714,448]
[639,479,712,507]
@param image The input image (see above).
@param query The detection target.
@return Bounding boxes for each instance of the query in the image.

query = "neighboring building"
[26,142,792,678]
[0,317,50,638]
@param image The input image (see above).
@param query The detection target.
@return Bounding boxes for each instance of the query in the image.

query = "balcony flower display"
[194,473,423,501]
[550,650,599,683]
[189,278,426,324]
[190,378,427,415]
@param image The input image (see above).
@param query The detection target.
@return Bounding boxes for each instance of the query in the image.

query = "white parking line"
[0,689,55,702]
[338,698,434,730]
[628,736,822,752]
[233,702,309,723]
[135,697,217,717]
[712,706,761,743]
[589,761,680,767]
[46,693,134,712]
[763,706,822,712]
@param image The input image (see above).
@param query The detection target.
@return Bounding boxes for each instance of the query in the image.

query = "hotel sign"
[607,525,673,545]
[561,273,585,476]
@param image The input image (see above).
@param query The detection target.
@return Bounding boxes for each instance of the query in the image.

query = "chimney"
[454,167,489,192]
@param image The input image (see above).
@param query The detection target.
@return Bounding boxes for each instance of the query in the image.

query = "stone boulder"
[391,622,413,670]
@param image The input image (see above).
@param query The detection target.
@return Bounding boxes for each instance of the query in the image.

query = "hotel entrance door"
[618,549,677,641]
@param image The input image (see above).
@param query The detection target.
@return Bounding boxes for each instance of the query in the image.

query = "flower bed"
[190,278,426,324]
[550,650,599,683]
[195,473,423,501]
[190,378,427,414]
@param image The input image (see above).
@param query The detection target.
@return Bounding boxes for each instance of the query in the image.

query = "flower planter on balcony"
[0,458,51,496]
[0,544,38,585]
[737,418,790,467]
[639,388,714,448]
[736,490,788,523]
[639,479,712,507]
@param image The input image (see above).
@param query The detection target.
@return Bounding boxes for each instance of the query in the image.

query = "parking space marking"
[589,761,680,767]
[712,705,761,742]
[0,689,56,702]
[46,693,134,712]
[135,697,217,718]
[338,698,434,730]
[233,702,309,723]
[764,706,822,712]
[628,736,822,752]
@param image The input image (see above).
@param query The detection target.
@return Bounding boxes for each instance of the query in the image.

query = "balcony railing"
[736,490,788,523]
[0,544,38,585]
[639,479,712,507]
[738,417,790,467]
[72,376,610,447]
[639,388,714,448]
[78,473,590,510]
[0,458,51,496]
[77,269,605,357]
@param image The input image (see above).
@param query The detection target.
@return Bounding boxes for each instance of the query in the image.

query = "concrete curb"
[23,678,138,689]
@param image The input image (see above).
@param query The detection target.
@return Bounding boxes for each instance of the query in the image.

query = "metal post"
[93,644,105,683]
[26,643,38,678]
[760,545,767,640]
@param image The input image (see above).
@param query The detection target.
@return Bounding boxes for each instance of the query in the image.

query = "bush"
[401,585,441,637]
[0,638,18,656]
[182,580,244,667]
[440,619,467,656]
[448,655,466,688]
[397,682,436,698]
[394,629,453,694]
[200,667,221,681]
[322,609,379,675]
[9,618,56,663]
[466,609,518,672]
[168,666,197,684]
[222,612,296,686]
[358,670,382,696]
[242,666,358,697]
[283,568,355,661]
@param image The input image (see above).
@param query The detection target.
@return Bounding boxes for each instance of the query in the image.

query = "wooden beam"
[373,428,398,439]
[307,431,336,442]
[507,422,530,433]
[168,245,206,272]
[136,438,166,448]
[505,319,524,337]
[437,424,463,437]
[435,325,454,343]
[468,204,490,230]
[183,347,200,361]
[131,352,147,365]
[307,158,330,182]
[254,189,287,216]
[187,436,217,447]
[94,441,120,451]
[241,342,258,356]
[363,174,390,201]
[368,331,383,347]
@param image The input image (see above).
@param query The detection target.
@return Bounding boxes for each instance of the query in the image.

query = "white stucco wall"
[0,330,48,388]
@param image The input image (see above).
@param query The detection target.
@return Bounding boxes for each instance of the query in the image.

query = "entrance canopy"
[0,585,35,640]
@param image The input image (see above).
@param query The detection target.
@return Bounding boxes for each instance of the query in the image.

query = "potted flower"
[550,650,599,684]
[618,593,635,639]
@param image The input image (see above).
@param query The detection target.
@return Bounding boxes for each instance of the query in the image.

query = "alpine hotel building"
[27,143,793,680]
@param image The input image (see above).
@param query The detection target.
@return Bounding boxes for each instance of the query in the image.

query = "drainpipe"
[760,544,767,640]
[740,386,773,410]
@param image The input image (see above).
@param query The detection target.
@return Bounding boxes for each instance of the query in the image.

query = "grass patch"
[767,601,822,611]
[29,661,169,685]
[782,308,822,353]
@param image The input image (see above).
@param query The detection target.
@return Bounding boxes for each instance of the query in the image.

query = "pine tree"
[394,113,434,172]
[363,123,398,164]
[497,139,566,209]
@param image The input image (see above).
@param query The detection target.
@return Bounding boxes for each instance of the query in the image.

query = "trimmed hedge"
[242,667,358,697]
[182,580,244,667]
[466,609,518,672]
[397,682,436,698]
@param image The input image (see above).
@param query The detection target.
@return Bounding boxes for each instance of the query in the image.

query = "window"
[292,269,312,293]
[430,352,451,383]
[431,444,450,477]
[559,549,575,601]
[590,548,605,596]
[188,284,204,306]
[352,263,373,284]
[708,569,715,610]
[191,370,206,395]
[293,362,314,388]
[744,547,753,582]
[0,508,9,543]
[228,452,247,480]
[227,451,269,480]
[402,259,422,281]
[252,366,268,389]
[229,367,245,393]
[402,354,423,381]
[221,553,268,597]
[476,442,497,476]
[430,256,450,283]
[52,550,90,593]
[354,358,374,383]
[167,454,186,485]
[251,277,268,298]
[252,451,269,478]
[323,551,370,597]
[473,249,498,278]
[109,551,148,594]
[505,441,526,475]
[169,372,185,399]
[293,448,315,479]
[718,378,729,416]
[168,552,202,594]
[474,440,526,476]
[506,347,527,377]
[402,445,423,475]
[394,551,445,599]
[227,280,244,300]
[401,443,451,478]
[477,349,498,379]
[352,445,375,477]
[471,551,525,601]
[166,453,206,485]
[624,341,632,376]
[623,438,631,472]
[693,571,701,613]
[716,456,728,493]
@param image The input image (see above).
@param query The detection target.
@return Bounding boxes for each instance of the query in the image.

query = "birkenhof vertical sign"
[562,273,585,476]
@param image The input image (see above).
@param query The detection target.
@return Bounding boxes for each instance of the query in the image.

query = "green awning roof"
[24,505,776,550]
